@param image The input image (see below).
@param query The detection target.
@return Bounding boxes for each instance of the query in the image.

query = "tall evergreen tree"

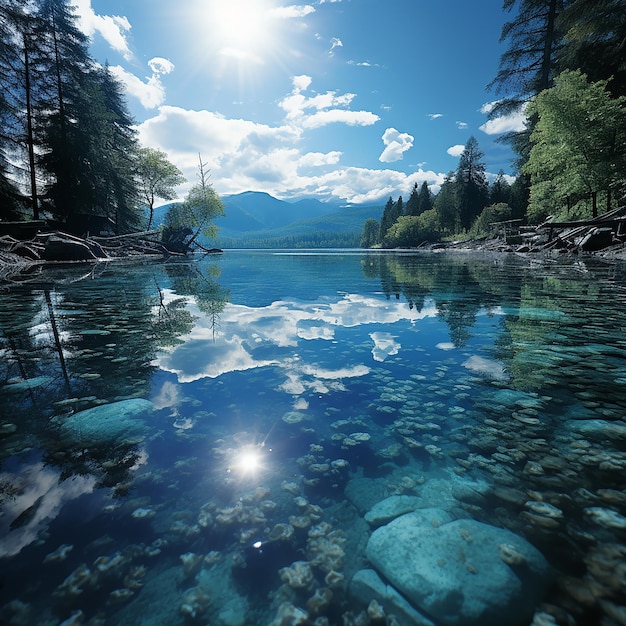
[489,170,512,205]
[405,183,420,216]
[557,0,626,99]
[456,137,489,231]
[488,0,565,165]
[379,196,396,242]
[0,0,24,219]
[433,174,459,233]
[360,218,380,248]
[417,181,433,215]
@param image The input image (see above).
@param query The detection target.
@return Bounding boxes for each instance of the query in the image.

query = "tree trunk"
[23,31,39,220]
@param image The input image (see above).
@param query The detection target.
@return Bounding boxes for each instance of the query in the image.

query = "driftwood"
[472,206,626,255]
[0,227,220,284]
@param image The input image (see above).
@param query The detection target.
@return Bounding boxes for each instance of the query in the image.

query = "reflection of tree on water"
[0,261,229,494]
[363,253,493,347]
[164,260,230,340]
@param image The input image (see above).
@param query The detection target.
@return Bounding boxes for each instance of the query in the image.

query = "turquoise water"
[1,250,626,625]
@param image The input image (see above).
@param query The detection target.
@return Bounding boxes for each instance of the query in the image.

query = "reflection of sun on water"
[229,444,266,477]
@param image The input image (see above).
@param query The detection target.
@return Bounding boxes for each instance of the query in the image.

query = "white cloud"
[479,100,527,135]
[428,113,443,120]
[298,152,342,168]
[456,121,468,129]
[270,5,316,18]
[136,74,443,204]
[447,144,465,157]
[279,76,380,129]
[480,110,527,135]
[330,37,343,54]
[70,0,133,60]
[109,57,174,109]
[379,128,414,163]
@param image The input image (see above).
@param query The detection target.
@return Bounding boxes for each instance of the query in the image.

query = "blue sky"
[72,0,525,205]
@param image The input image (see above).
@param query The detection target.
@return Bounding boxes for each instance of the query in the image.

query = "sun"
[209,0,275,62]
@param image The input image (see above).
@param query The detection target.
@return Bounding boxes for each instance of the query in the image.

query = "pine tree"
[379,196,396,242]
[489,170,512,206]
[557,0,626,99]
[417,182,433,215]
[488,0,565,165]
[456,137,488,231]
[0,0,24,218]
[406,183,420,216]
[434,174,459,234]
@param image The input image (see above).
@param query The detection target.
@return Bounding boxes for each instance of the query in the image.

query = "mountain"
[153,191,383,248]
[217,191,341,231]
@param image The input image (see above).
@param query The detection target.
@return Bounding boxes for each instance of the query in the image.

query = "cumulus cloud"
[70,0,132,60]
[456,121,468,129]
[136,76,443,204]
[270,4,316,18]
[379,128,414,163]
[428,113,443,120]
[109,57,174,109]
[480,109,527,135]
[447,144,465,157]
[279,75,380,129]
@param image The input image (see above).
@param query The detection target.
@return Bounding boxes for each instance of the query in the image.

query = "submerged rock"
[53,398,154,445]
[365,495,422,527]
[350,568,436,626]
[366,509,552,626]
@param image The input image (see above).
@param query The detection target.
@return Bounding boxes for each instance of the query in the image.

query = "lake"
[1,249,626,626]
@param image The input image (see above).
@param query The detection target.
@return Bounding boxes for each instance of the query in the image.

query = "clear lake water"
[1,249,626,626]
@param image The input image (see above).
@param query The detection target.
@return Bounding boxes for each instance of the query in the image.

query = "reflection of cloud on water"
[152,380,181,410]
[462,355,508,381]
[0,464,96,558]
[158,336,278,383]
[370,332,400,362]
[279,360,370,396]
[156,294,437,390]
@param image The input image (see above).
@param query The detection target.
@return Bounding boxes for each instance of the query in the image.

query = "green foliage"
[557,0,626,99]
[136,147,186,229]
[523,69,626,222]
[0,0,143,231]
[383,209,441,248]
[456,137,489,231]
[166,156,224,247]
[433,174,459,234]
[379,196,404,243]
[360,217,380,248]
[470,203,513,236]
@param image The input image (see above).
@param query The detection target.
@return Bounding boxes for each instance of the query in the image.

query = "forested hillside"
[362,0,626,249]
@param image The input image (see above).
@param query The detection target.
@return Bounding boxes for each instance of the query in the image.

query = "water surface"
[1,250,626,626]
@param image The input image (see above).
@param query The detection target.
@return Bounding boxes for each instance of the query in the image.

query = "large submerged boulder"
[53,398,154,446]
[365,508,552,626]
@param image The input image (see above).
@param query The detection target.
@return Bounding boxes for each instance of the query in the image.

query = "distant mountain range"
[154,191,384,248]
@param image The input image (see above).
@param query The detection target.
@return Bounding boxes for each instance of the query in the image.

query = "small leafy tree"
[164,154,224,251]
[470,203,513,236]
[136,147,186,229]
